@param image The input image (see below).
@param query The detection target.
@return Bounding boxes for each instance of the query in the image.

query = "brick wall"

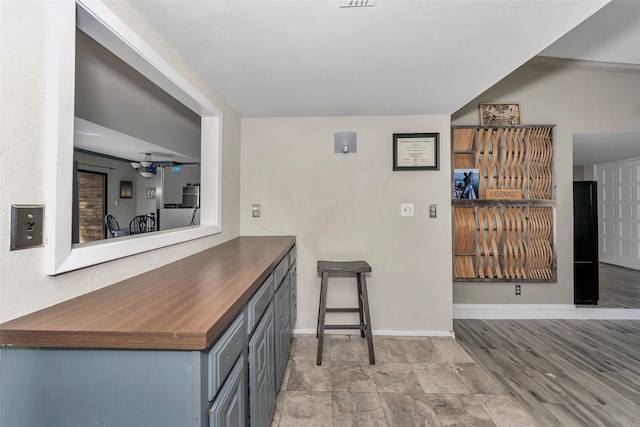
[78,171,106,243]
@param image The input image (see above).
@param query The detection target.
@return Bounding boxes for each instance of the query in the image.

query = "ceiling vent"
[340,0,375,8]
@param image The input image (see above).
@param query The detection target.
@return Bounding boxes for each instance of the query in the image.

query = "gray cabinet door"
[274,276,291,391]
[289,263,297,328]
[249,302,275,427]
[209,354,246,427]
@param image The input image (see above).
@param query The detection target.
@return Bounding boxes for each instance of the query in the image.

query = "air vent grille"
[340,0,376,8]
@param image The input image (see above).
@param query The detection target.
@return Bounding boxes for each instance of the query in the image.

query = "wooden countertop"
[0,236,295,351]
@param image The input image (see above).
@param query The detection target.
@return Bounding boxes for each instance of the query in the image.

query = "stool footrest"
[323,324,367,330]
[325,308,360,313]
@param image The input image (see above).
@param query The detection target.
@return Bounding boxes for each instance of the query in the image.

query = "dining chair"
[129,213,156,234]
[104,214,128,238]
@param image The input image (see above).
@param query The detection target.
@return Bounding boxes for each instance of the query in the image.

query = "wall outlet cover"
[400,203,415,217]
[11,204,45,250]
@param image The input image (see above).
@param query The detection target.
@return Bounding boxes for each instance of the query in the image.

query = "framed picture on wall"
[392,133,439,170]
[453,169,479,200]
[479,103,521,126]
[119,181,132,198]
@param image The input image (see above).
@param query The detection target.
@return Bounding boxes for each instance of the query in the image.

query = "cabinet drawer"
[208,312,246,401]
[274,257,288,290]
[209,354,246,427]
[247,274,274,335]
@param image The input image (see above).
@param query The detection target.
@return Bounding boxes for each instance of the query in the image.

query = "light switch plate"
[11,204,44,250]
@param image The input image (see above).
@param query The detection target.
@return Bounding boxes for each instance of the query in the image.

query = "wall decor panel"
[452,125,556,282]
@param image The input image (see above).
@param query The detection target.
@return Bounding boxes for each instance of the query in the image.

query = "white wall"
[452,58,640,304]
[241,116,453,334]
[574,164,597,181]
[0,1,241,322]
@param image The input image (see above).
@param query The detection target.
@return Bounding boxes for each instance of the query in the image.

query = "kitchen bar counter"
[0,236,295,351]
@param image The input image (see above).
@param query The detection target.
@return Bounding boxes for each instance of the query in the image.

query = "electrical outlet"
[515,284,521,295]
[400,203,415,217]
[252,204,261,218]
[429,204,437,218]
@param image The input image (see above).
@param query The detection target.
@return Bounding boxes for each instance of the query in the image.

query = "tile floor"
[272,334,538,426]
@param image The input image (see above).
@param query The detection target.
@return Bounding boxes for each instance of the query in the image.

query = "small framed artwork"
[119,181,132,198]
[453,169,479,199]
[146,188,156,199]
[479,103,521,126]
[393,133,439,171]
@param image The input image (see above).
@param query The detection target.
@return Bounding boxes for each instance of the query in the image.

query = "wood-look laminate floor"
[598,263,640,308]
[454,319,640,426]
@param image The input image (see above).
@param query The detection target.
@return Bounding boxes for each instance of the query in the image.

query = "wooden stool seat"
[317,260,372,274]
[316,260,375,365]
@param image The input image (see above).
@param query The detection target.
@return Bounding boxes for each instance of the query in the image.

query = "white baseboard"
[454,304,640,320]
[293,328,455,338]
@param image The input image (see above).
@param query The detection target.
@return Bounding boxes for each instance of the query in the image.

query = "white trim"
[293,328,456,338]
[45,1,222,274]
[454,304,640,320]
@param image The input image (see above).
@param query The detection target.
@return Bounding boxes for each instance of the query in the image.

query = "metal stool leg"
[316,271,329,365]
[357,273,365,338]
[359,273,375,364]
[316,271,326,339]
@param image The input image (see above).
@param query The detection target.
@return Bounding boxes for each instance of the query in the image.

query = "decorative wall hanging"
[119,181,132,198]
[451,125,556,282]
[479,103,521,126]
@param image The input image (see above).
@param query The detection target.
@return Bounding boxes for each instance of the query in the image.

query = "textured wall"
[241,115,454,334]
[0,1,241,323]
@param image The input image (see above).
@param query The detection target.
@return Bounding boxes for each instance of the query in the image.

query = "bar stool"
[316,260,375,365]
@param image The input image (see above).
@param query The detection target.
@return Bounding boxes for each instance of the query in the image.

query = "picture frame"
[479,103,521,126]
[119,180,132,198]
[453,168,479,200]
[393,133,439,171]
[146,188,156,199]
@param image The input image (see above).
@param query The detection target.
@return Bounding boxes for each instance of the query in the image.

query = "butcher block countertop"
[0,236,295,351]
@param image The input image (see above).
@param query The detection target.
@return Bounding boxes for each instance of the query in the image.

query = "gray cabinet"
[274,273,291,390]
[209,354,246,427]
[208,312,247,426]
[208,312,246,401]
[0,240,297,427]
[289,261,297,329]
[0,347,210,427]
[248,303,275,427]
[247,274,274,334]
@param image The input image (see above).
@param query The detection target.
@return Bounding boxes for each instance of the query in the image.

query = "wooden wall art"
[451,125,556,282]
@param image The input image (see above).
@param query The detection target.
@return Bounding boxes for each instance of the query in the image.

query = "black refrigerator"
[573,181,599,304]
